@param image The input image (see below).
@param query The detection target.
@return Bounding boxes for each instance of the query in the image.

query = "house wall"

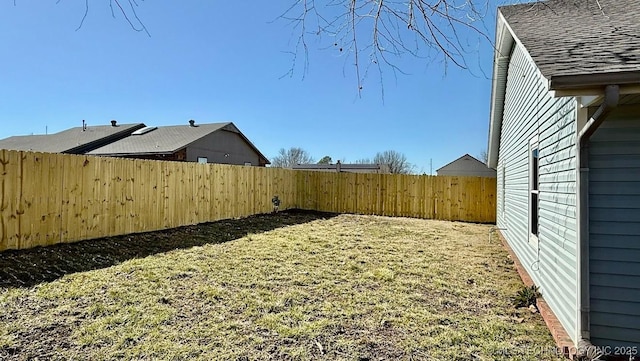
[588,105,640,347]
[437,156,497,177]
[497,43,579,342]
[186,130,263,166]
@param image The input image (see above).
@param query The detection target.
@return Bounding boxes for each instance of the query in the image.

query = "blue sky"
[0,1,506,174]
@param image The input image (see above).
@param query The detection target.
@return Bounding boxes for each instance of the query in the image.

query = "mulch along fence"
[0,149,496,251]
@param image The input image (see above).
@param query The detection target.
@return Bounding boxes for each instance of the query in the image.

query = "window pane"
[531,193,538,236]
[532,153,538,191]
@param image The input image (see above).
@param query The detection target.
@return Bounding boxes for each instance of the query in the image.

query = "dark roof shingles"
[87,123,231,155]
[500,0,640,78]
[0,123,144,153]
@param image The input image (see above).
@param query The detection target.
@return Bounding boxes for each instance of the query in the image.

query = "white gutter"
[575,84,619,353]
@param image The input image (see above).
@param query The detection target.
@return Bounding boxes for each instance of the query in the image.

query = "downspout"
[576,84,619,350]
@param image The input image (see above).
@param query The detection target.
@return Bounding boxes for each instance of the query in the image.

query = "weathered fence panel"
[0,149,496,251]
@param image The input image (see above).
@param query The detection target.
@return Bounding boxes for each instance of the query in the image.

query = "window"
[197,157,208,164]
[529,138,539,241]
[244,162,252,166]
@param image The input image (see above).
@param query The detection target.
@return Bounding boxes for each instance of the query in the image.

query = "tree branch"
[280,0,493,94]
[66,0,150,36]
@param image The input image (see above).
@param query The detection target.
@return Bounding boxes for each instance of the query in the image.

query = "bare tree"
[279,0,493,92]
[354,158,373,164]
[478,149,488,164]
[373,150,413,174]
[55,1,497,91]
[271,147,315,167]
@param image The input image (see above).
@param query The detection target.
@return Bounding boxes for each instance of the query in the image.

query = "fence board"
[20,152,37,248]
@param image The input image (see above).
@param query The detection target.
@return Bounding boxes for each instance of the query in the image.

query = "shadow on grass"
[0,209,338,289]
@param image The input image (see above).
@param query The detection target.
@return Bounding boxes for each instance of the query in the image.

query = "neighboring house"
[292,161,390,174]
[488,0,640,352]
[436,154,496,177]
[88,121,270,166]
[0,121,144,154]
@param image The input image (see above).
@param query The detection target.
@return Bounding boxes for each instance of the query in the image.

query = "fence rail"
[0,150,496,251]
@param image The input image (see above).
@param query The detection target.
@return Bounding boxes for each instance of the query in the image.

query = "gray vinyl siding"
[498,164,506,223]
[186,130,261,166]
[588,110,640,347]
[496,43,578,341]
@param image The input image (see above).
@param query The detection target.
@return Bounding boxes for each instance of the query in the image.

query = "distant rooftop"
[88,122,232,155]
[292,162,391,174]
[0,122,145,154]
[88,121,270,165]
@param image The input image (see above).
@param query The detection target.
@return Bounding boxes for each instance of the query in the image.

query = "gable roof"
[0,123,145,154]
[436,154,487,172]
[87,122,270,164]
[488,0,640,168]
[498,0,640,91]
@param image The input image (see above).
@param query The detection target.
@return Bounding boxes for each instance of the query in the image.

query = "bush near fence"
[0,150,496,251]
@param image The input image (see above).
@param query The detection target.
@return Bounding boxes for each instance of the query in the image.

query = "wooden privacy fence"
[296,171,496,222]
[0,150,297,251]
[0,150,496,251]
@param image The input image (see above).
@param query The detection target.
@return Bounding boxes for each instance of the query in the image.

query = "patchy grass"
[0,213,563,360]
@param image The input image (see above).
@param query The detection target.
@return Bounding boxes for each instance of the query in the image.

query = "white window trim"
[529,136,539,247]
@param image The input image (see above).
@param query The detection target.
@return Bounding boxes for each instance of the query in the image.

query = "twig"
[75,0,89,31]
[71,0,150,37]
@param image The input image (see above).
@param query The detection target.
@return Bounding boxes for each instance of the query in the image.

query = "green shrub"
[512,285,541,308]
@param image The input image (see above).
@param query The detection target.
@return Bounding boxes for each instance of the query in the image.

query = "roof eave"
[487,11,514,169]
[550,71,640,96]
[91,151,176,157]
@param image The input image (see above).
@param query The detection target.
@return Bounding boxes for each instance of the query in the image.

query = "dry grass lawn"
[0,212,563,360]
